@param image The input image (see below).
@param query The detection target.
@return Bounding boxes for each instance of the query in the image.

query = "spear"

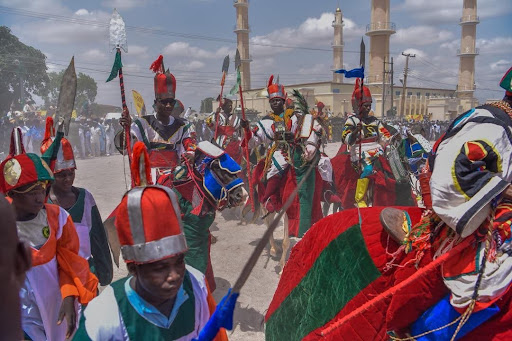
[358,38,366,173]
[107,9,133,185]
[214,55,230,140]
[54,57,77,136]
[234,49,254,211]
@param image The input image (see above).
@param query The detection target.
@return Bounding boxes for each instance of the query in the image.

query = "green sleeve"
[72,313,92,341]
[90,205,113,286]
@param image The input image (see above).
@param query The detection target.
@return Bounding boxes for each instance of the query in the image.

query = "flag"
[334,66,364,79]
[131,90,147,117]
[106,50,123,82]
[229,69,241,95]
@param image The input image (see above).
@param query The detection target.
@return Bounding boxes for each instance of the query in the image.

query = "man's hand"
[503,184,512,200]
[57,296,76,339]
[240,119,249,129]
[119,108,131,128]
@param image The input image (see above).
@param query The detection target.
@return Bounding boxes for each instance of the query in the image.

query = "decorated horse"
[105,141,247,292]
[265,95,512,340]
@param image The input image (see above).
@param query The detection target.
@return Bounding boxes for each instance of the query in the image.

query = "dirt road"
[73,142,343,341]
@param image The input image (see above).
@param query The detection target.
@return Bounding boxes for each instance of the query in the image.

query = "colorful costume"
[205,100,243,164]
[128,55,196,176]
[332,79,413,208]
[75,181,226,340]
[41,118,113,286]
[0,128,98,340]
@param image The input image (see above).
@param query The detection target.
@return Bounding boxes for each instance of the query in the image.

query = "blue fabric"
[411,295,499,341]
[453,108,475,128]
[360,164,373,178]
[334,66,365,78]
[124,276,189,328]
[194,289,239,341]
[202,152,243,202]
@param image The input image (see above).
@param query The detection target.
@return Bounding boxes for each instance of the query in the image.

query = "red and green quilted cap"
[0,153,54,193]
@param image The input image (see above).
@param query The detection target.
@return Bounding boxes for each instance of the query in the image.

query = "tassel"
[149,55,164,73]
[44,116,55,140]
[131,141,153,186]
[267,75,274,88]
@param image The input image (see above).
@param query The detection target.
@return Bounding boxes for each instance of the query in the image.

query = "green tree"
[0,26,49,112]
[200,97,214,113]
[43,71,98,114]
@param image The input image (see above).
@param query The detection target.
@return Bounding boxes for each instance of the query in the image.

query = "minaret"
[234,0,251,90]
[332,7,344,83]
[365,0,395,84]
[457,0,479,99]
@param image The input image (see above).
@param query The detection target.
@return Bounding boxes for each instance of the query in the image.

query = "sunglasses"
[159,99,176,106]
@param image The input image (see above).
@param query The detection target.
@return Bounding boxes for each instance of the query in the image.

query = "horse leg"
[267,212,279,258]
[279,214,290,275]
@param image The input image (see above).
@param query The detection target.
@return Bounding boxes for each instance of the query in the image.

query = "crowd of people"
[1,53,512,341]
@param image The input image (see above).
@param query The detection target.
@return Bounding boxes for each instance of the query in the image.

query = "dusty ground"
[73,142,343,341]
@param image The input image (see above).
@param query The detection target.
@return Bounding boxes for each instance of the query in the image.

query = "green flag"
[106,50,123,82]
[229,69,241,95]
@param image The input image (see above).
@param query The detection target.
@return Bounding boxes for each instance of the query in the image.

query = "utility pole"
[400,52,415,119]
[381,58,394,118]
[390,57,394,117]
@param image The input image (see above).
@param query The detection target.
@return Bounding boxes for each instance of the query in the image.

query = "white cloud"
[80,49,107,62]
[250,13,364,60]
[175,60,205,71]
[397,0,512,24]
[298,63,328,76]
[490,59,511,72]
[12,9,111,44]
[477,37,512,55]
[392,26,454,46]
[162,42,230,60]
[102,0,149,10]
[127,45,149,58]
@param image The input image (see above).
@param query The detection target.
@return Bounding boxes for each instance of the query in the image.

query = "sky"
[1,0,511,112]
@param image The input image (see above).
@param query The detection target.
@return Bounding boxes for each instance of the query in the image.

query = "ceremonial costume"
[205,99,243,164]
[41,118,113,286]
[246,77,298,207]
[128,55,196,175]
[0,128,98,340]
[332,79,411,208]
[74,184,226,341]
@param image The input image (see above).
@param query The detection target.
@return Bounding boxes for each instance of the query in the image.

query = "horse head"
[193,141,247,211]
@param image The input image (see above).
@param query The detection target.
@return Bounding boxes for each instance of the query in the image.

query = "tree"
[43,71,98,114]
[200,97,214,113]
[0,26,49,113]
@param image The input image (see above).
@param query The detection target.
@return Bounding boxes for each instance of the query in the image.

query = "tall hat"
[351,78,372,111]
[316,101,325,110]
[0,128,54,194]
[150,55,176,100]
[267,75,287,100]
[499,66,512,97]
[115,142,186,264]
[40,117,76,173]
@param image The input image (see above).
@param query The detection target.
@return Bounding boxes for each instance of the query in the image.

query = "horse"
[104,141,247,291]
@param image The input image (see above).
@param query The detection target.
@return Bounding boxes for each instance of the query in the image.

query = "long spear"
[214,55,230,140]
[107,9,133,185]
[235,49,254,211]
[358,38,366,173]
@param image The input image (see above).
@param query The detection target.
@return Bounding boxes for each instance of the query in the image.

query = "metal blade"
[235,49,241,70]
[360,37,365,69]
[276,74,280,84]
[222,55,230,74]
[55,57,77,136]
[109,8,128,52]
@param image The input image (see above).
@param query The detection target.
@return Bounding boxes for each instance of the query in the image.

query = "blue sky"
[1,0,511,111]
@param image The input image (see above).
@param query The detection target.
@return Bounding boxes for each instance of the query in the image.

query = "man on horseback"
[119,55,196,180]
[338,79,402,208]
[205,97,243,164]
[241,75,298,213]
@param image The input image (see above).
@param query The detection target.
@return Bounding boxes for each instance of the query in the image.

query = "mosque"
[231,0,479,121]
